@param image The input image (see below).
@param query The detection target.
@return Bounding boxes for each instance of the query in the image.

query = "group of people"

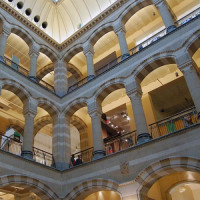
[70,154,82,167]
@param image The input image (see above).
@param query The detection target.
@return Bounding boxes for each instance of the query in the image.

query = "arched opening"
[34,101,57,167]
[84,190,121,200]
[65,101,92,166]
[5,33,30,74]
[0,83,28,157]
[147,171,200,200]
[136,56,197,139]
[92,28,120,75]
[124,4,164,52]
[96,82,136,154]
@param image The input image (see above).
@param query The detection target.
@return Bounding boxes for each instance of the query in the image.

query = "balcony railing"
[149,107,199,139]
[33,147,55,167]
[70,147,94,167]
[0,133,55,168]
[68,7,200,93]
[0,7,199,96]
[104,130,137,155]
[0,56,55,93]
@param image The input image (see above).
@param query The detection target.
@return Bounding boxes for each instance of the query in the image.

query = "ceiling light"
[127,116,130,120]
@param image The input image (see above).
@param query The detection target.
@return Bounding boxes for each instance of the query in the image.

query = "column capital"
[113,21,126,35]
[23,98,38,116]
[125,78,142,98]
[54,59,66,67]
[87,99,102,116]
[29,43,40,57]
[175,51,193,73]
[1,23,11,37]
[83,42,94,55]
[153,0,165,7]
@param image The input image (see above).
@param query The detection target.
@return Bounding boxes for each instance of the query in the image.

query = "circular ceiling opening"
[17,1,23,9]
[8,0,13,2]
[42,22,48,29]
[34,15,40,23]
[25,8,32,16]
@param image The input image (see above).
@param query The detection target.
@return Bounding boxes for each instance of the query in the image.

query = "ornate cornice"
[0,0,129,51]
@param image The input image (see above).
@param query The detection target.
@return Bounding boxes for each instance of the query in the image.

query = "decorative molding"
[0,0,129,51]
[120,161,129,175]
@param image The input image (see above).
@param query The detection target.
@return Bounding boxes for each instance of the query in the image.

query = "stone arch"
[0,79,31,104]
[121,0,153,25]
[185,29,200,57]
[0,174,58,200]
[94,78,126,105]
[11,27,33,47]
[89,24,114,46]
[37,98,59,120]
[7,119,24,136]
[65,179,121,200]
[134,55,176,83]
[40,45,57,63]
[63,46,83,63]
[71,115,88,149]
[34,115,53,136]
[37,63,82,80]
[64,98,87,119]
[135,157,200,200]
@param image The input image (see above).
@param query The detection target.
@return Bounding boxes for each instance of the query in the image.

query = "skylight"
[52,0,61,3]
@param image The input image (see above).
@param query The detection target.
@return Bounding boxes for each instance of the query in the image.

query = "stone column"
[176,52,200,114]
[153,0,176,33]
[22,98,37,159]
[0,23,11,59]
[113,21,130,60]
[52,113,70,170]
[29,44,40,81]
[88,100,105,160]
[125,79,151,144]
[54,60,68,96]
[83,43,95,80]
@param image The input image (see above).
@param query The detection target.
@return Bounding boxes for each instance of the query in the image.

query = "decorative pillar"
[153,0,176,33]
[0,23,11,59]
[176,51,200,114]
[88,99,105,160]
[52,113,70,170]
[83,43,95,80]
[22,97,37,160]
[125,79,151,144]
[54,60,68,96]
[29,43,40,81]
[113,21,130,60]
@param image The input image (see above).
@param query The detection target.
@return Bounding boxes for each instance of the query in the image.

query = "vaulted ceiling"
[4,0,117,43]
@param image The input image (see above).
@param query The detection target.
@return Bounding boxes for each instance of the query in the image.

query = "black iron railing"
[1,56,55,93]
[68,7,200,93]
[149,107,199,139]
[33,147,55,167]
[0,132,22,155]
[0,133,54,167]
[104,130,137,154]
[70,147,94,167]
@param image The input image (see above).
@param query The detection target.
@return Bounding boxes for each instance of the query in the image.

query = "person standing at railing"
[76,155,82,166]
[70,154,76,167]
[183,115,193,127]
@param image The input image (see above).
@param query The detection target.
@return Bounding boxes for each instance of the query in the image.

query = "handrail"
[0,56,55,93]
[66,7,200,94]
[149,107,199,138]
[149,106,196,126]
[72,147,94,157]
